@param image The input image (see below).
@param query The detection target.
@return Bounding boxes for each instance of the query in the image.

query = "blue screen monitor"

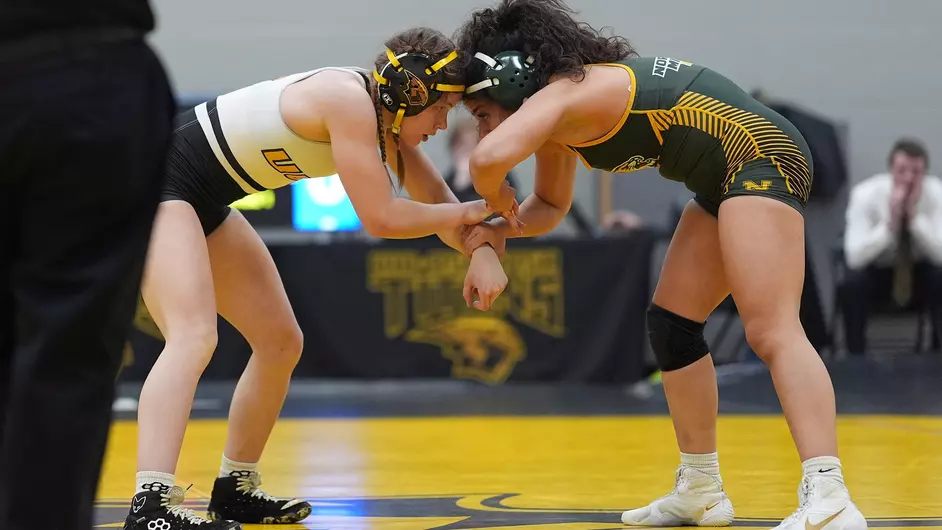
[291,175,362,232]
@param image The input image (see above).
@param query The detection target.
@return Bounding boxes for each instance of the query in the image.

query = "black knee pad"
[646,304,710,372]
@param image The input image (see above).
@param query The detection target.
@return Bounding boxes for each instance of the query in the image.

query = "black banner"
[123,231,657,385]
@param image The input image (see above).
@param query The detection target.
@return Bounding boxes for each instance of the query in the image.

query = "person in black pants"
[841,264,942,353]
[0,2,175,529]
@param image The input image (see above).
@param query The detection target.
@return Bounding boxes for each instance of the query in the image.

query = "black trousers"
[0,36,174,530]
[841,262,942,354]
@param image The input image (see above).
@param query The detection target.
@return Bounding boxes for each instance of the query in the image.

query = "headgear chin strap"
[465,51,538,110]
[373,48,465,136]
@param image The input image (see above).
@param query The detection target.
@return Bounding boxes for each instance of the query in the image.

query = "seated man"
[843,138,942,354]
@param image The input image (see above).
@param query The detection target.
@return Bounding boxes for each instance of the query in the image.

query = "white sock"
[136,471,175,495]
[681,451,721,477]
[220,455,258,478]
[802,456,844,481]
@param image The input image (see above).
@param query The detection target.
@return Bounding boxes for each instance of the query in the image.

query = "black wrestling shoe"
[124,484,241,529]
[207,471,312,524]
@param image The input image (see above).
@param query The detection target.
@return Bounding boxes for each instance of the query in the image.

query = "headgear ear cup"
[465,51,538,110]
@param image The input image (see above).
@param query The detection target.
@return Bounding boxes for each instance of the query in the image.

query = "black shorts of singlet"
[161,107,248,235]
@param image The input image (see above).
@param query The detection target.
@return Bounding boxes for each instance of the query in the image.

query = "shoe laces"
[235,472,279,502]
[654,466,696,502]
[781,475,814,526]
[672,467,687,494]
[161,485,210,525]
[647,467,684,503]
[643,466,722,508]
[673,465,720,495]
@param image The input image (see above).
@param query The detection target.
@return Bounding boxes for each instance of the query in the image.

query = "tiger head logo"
[403,70,430,107]
[406,316,526,385]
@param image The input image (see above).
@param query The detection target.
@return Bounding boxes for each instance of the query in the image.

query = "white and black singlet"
[163,66,371,234]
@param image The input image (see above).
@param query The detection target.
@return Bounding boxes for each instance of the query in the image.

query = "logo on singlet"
[262,148,308,181]
[612,155,658,173]
[742,180,773,191]
[652,57,692,78]
[403,70,429,106]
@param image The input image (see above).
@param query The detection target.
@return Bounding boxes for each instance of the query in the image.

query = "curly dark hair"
[371,27,464,188]
[455,0,637,99]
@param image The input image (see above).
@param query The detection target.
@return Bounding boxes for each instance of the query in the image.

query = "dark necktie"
[892,218,914,308]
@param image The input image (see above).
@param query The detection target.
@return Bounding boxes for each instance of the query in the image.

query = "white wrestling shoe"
[772,474,867,530]
[621,465,734,526]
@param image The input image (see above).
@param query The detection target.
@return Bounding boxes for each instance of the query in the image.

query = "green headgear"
[465,51,538,110]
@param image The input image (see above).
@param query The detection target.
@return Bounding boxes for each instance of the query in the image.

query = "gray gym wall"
[148,0,942,317]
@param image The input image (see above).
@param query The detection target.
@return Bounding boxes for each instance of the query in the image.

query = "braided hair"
[370,81,393,188]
